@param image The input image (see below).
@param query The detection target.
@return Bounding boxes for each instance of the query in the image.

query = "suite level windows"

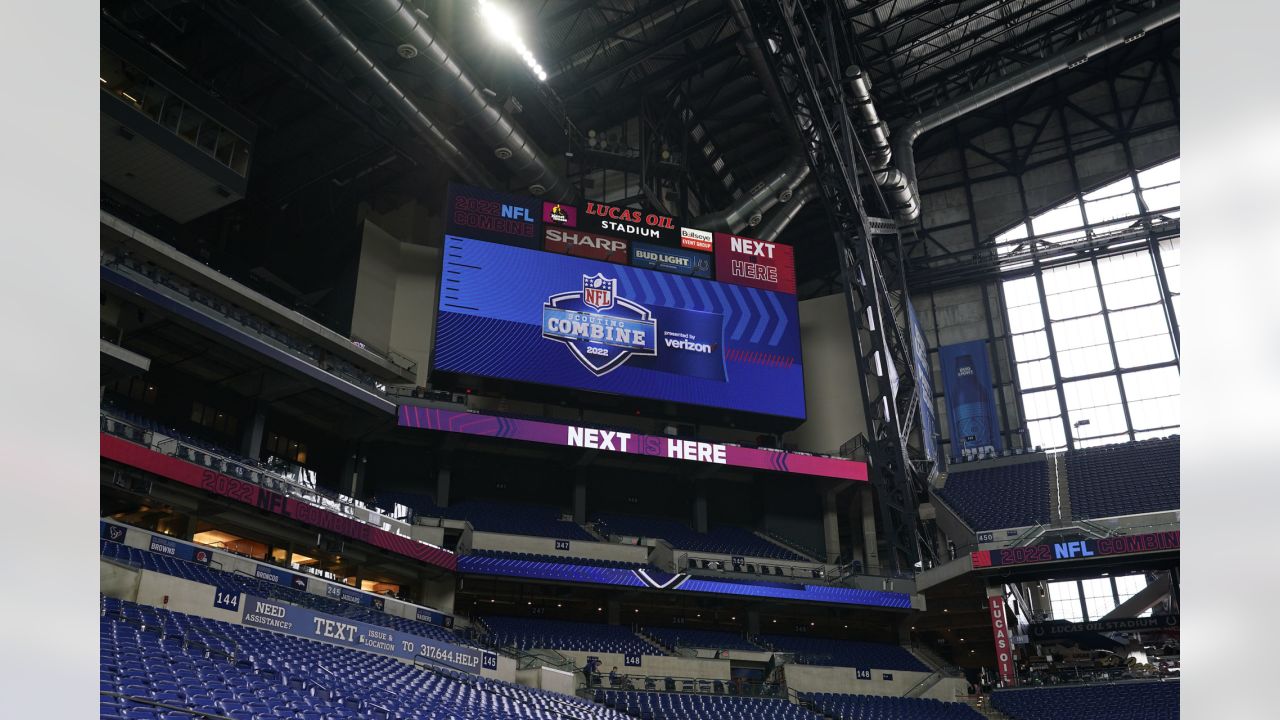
[190,401,238,438]
[101,48,250,176]
[109,377,157,405]
[265,432,307,465]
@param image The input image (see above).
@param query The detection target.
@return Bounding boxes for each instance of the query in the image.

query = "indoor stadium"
[38,0,1199,717]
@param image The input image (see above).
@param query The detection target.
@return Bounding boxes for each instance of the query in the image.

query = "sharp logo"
[545,228,627,253]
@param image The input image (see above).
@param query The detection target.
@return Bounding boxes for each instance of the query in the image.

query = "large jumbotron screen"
[431,184,806,420]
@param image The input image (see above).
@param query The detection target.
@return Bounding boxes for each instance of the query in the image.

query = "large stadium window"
[996,158,1180,450]
[1047,580,1084,622]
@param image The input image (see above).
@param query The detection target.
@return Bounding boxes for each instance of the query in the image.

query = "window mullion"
[1088,257,1135,442]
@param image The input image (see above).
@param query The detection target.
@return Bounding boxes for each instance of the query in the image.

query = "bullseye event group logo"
[542,274,657,376]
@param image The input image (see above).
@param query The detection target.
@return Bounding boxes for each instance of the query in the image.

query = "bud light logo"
[543,274,658,376]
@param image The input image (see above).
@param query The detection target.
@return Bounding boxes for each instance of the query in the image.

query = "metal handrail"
[101,690,235,720]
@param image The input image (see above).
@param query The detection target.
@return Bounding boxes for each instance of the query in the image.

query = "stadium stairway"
[634,628,678,657]
[963,698,1013,720]
[754,531,823,563]
[1049,453,1072,525]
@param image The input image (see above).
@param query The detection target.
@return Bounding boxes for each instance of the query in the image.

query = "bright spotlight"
[477,0,548,83]
[478,0,517,40]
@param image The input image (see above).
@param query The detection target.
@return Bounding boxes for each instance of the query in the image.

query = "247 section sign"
[971,530,1179,568]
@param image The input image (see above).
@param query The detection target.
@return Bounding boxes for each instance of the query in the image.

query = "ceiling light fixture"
[477,1,548,82]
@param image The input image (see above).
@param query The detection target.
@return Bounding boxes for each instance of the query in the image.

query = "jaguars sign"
[543,274,658,376]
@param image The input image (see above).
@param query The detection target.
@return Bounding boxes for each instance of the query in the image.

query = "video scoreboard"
[432,184,806,420]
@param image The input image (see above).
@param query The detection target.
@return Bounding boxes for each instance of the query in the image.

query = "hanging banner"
[241,595,494,674]
[907,301,939,464]
[938,341,1002,457]
[988,595,1017,687]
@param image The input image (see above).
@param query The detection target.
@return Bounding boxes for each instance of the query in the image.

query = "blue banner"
[415,607,455,629]
[938,341,1002,457]
[241,595,494,674]
[434,236,804,419]
[629,241,712,278]
[213,587,242,612]
[148,535,211,565]
[907,301,940,464]
[102,522,128,543]
[254,564,308,592]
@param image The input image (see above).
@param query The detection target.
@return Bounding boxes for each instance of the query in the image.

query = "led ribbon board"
[397,406,867,481]
[971,531,1180,568]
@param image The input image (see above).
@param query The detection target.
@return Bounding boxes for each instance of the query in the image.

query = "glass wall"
[997,159,1180,451]
[1047,573,1156,622]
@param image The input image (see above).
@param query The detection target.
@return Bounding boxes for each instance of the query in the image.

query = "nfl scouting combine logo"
[542,273,657,376]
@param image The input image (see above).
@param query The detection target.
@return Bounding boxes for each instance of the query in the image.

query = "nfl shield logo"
[582,274,615,311]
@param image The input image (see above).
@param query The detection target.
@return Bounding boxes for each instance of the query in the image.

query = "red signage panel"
[713,232,796,294]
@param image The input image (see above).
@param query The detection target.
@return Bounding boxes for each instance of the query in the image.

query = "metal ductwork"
[694,155,810,233]
[843,66,892,171]
[343,0,576,200]
[895,1,1181,194]
[756,180,821,243]
[282,0,495,186]
[695,0,814,235]
[872,167,920,224]
[840,63,920,224]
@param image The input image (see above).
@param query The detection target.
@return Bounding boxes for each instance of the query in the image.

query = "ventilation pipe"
[843,66,892,171]
[693,0,813,235]
[756,180,820,243]
[895,1,1181,194]
[343,0,576,200]
[282,0,495,186]
[694,155,810,233]
[840,64,921,223]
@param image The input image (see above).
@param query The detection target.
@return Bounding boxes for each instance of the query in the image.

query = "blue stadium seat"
[991,681,1179,719]
[1065,436,1179,519]
[803,692,984,719]
[102,597,632,720]
[641,626,763,653]
[754,635,928,672]
[595,513,806,561]
[934,460,1051,530]
[479,615,662,657]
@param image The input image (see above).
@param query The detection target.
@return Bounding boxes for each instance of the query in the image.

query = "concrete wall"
[515,666,577,697]
[783,663,967,701]
[787,292,866,456]
[351,219,399,354]
[468,531,651,564]
[551,650,732,683]
[350,217,442,385]
[101,558,141,601]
